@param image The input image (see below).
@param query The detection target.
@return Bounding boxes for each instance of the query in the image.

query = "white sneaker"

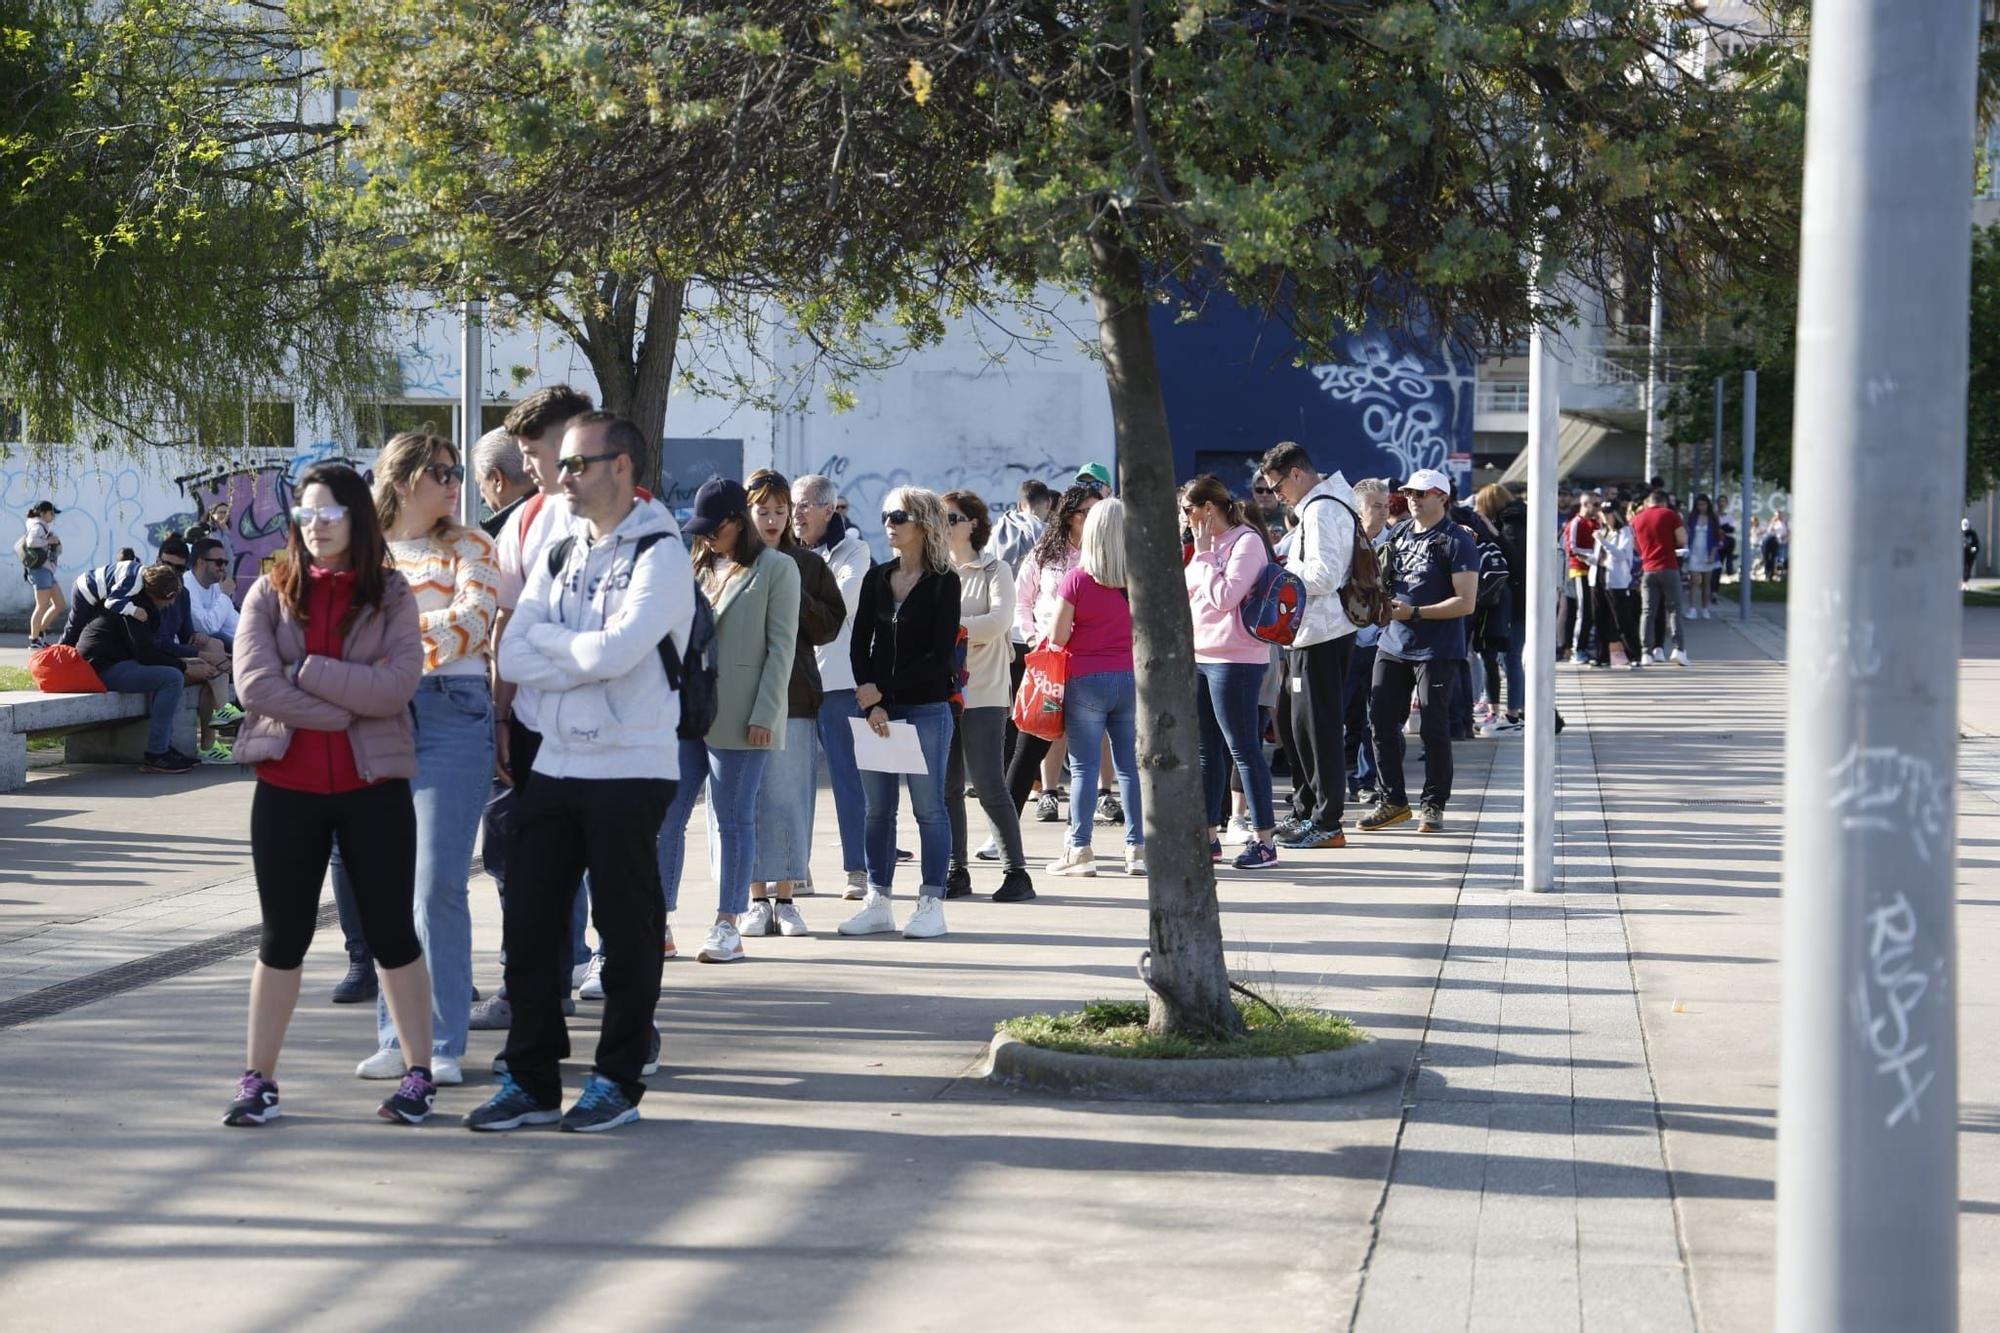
[697,920,745,963]
[431,1055,464,1086]
[1047,846,1096,877]
[843,870,869,901]
[904,896,948,939]
[355,1047,404,1080]
[1224,814,1253,846]
[974,836,1001,862]
[1126,849,1147,877]
[1479,717,1523,737]
[578,951,607,1000]
[775,901,810,936]
[1671,648,1691,667]
[1651,648,1667,664]
[837,890,899,935]
[571,959,592,989]
[740,899,776,936]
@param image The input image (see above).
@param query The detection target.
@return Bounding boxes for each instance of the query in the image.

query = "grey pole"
[1523,324,1557,892]
[1777,0,1973,1327]
[1711,376,1724,511]
[1739,371,1756,622]
[1644,245,1664,484]
[459,297,484,527]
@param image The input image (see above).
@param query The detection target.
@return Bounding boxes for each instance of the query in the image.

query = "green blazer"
[704,545,800,749]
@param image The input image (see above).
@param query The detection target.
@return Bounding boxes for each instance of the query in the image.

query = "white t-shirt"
[24,516,56,569]
[497,492,573,731]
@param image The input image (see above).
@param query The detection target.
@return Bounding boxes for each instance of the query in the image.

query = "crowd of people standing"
[20,384,1766,1134]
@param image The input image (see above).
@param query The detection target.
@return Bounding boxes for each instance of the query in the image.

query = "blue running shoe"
[378,1067,437,1124]
[223,1071,280,1127]
[463,1073,561,1132]
[560,1075,639,1134]
[1232,840,1279,870]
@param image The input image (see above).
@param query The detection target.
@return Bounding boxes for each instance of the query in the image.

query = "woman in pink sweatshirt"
[1181,475,1281,870]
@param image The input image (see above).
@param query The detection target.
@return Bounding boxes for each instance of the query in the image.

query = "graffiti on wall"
[166,444,369,598]
[1309,333,1476,482]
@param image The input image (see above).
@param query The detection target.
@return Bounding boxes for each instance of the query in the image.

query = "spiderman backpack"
[1238,562,1309,646]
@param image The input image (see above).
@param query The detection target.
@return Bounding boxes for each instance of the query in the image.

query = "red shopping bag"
[1011,641,1070,742]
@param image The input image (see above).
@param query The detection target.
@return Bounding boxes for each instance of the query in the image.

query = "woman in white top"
[21,500,64,648]
[1683,494,1721,618]
[1590,505,1643,669]
[942,490,1034,903]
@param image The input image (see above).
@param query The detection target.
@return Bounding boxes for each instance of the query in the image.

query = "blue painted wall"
[1149,296,1477,496]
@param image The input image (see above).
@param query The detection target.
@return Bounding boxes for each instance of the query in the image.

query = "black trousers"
[1594,586,1641,664]
[1282,635,1353,828]
[1371,654,1454,809]
[479,721,581,994]
[498,773,674,1107]
[252,779,419,971]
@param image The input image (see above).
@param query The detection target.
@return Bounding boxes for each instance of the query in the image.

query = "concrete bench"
[0,689,200,792]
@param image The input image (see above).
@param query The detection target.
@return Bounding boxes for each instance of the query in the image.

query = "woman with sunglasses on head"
[656,478,798,964]
[941,490,1035,902]
[225,463,433,1126]
[839,488,962,938]
[327,433,501,1089]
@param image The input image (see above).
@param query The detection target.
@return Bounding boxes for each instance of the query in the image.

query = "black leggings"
[252,779,420,971]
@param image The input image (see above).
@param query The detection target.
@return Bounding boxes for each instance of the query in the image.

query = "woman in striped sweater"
[339,431,501,1086]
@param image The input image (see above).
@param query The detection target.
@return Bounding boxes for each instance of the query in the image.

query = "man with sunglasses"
[183,537,245,761]
[472,412,695,1134]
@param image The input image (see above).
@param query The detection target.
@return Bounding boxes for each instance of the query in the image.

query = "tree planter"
[982,1032,1406,1104]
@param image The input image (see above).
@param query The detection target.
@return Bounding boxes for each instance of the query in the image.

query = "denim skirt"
[750,717,817,881]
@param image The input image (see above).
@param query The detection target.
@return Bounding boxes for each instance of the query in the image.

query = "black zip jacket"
[77,593,188,676]
[850,560,962,707]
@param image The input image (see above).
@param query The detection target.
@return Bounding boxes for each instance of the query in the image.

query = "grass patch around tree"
[997,998,1364,1061]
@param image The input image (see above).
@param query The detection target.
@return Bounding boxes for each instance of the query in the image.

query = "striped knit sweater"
[387,528,501,675]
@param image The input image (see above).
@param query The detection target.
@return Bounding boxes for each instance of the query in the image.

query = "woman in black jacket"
[839,486,961,941]
[77,564,198,773]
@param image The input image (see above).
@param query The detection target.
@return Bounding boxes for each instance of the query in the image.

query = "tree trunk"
[1088,231,1245,1040]
[575,269,684,494]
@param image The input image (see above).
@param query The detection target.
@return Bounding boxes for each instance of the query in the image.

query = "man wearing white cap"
[1359,469,1479,835]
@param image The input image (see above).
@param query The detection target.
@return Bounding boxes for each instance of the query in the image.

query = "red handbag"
[1010,642,1070,742]
[28,644,107,694]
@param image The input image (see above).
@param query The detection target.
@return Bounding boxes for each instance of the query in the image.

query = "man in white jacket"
[793,474,875,893]
[1258,441,1359,851]
[469,412,695,1136]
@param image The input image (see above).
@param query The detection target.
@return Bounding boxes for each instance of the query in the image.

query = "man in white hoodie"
[469,412,696,1135]
[1258,440,1359,851]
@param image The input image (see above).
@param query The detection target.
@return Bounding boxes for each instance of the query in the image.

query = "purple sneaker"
[223,1071,281,1127]
[1231,840,1279,871]
[378,1067,437,1124]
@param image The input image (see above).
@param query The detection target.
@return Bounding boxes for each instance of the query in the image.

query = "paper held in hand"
[849,717,930,774]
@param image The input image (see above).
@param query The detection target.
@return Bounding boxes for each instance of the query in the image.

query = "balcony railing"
[1476,382,1530,413]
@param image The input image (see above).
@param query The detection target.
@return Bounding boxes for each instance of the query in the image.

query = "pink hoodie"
[1185,525,1272,664]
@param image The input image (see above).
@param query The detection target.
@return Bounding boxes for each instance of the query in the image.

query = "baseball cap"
[682,477,748,537]
[1076,462,1113,490]
[31,499,60,515]
[1398,468,1451,496]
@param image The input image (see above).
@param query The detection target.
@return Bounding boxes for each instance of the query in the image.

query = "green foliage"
[999,998,1363,1060]
[0,0,394,451]
[1666,221,2000,500]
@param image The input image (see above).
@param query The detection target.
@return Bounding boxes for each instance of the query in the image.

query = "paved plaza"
[2,612,1998,1330]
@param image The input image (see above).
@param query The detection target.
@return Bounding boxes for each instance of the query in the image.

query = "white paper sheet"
[849,717,930,774]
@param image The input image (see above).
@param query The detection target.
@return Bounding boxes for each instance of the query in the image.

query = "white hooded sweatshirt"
[1285,473,1360,647]
[499,498,696,781]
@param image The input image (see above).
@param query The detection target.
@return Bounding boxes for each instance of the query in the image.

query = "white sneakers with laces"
[1126,849,1147,877]
[739,899,776,936]
[697,920,745,963]
[903,896,948,939]
[578,952,607,999]
[843,871,869,901]
[837,890,899,935]
[774,902,810,936]
[1671,648,1692,667]
[1047,846,1096,877]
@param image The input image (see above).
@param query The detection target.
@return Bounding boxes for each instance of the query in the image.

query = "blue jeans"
[1063,670,1141,850]
[1196,661,1273,831]
[374,676,491,1059]
[96,661,184,754]
[1344,641,1378,794]
[658,738,769,916]
[860,701,954,893]
[815,689,867,874]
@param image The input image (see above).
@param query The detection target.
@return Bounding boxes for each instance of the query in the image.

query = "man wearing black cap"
[1361,469,1479,835]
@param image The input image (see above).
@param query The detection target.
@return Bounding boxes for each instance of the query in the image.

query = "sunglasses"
[881,510,912,526]
[291,504,349,526]
[1252,485,1276,497]
[423,463,466,487]
[944,512,971,526]
[556,452,620,477]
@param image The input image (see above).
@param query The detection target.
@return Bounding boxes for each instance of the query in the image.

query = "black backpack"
[1473,535,1510,608]
[546,531,718,741]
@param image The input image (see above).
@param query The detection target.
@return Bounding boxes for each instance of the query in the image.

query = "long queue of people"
[21,384,1598,1134]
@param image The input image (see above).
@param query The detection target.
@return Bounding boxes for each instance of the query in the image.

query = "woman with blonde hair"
[340,431,500,1087]
[839,486,962,938]
[1046,498,1143,877]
